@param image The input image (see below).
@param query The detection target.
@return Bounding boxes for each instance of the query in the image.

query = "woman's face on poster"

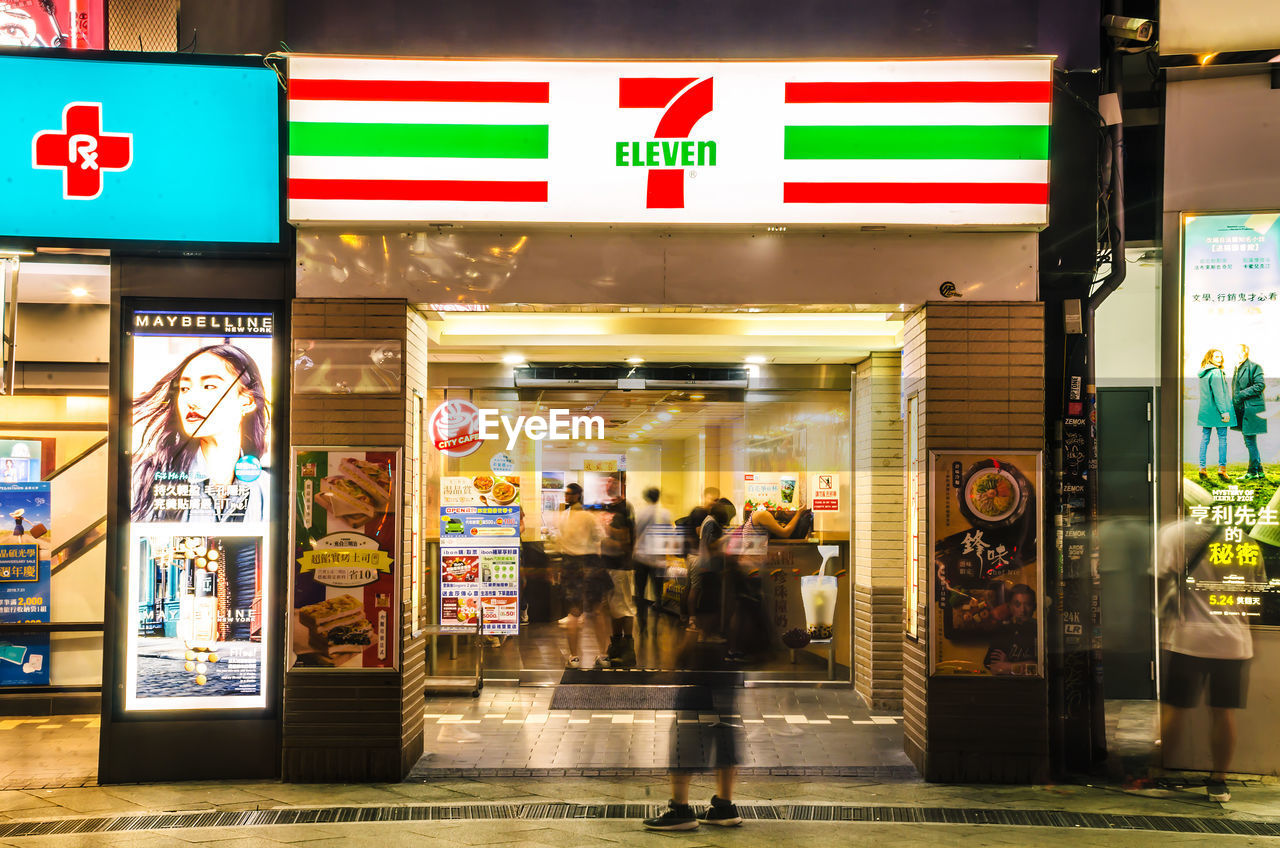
[176,352,254,440]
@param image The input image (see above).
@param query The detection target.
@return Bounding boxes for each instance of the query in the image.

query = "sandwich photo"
[315,475,376,525]
[339,458,392,506]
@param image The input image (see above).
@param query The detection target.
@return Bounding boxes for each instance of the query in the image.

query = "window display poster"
[124,306,274,711]
[439,506,519,635]
[0,439,44,483]
[441,474,520,507]
[292,449,399,670]
[0,483,50,686]
[0,0,105,49]
[930,452,1042,677]
[1181,213,1280,623]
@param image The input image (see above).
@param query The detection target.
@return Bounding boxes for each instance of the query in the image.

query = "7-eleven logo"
[615,77,714,209]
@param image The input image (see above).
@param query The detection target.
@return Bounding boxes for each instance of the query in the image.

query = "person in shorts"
[600,480,638,667]
[552,483,608,668]
[1158,518,1252,803]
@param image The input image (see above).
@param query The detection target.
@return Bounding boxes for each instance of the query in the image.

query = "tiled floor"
[413,684,911,776]
[0,716,97,789]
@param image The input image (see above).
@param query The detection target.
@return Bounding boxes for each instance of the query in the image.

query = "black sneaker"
[1208,780,1231,802]
[643,800,699,831]
[613,635,637,668]
[699,795,742,827]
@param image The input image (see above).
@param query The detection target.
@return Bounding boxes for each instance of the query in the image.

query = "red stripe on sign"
[783,181,1048,204]
[620,77,698,108]
[289,78,550,103]
[290,178,549,202]
[784,81,1051,104]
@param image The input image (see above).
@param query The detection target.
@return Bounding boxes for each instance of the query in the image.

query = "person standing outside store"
[600,475,638,668]
[551,483,606,669]
[1198,348,1235,481]
[1230,344,1267,480]
[1158,518,1252,803]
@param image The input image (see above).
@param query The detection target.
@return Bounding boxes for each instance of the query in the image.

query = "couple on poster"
[1197,343,1268,481]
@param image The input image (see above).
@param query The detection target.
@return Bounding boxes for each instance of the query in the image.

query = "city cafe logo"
[615,77,715,209]
[428,399,604,457]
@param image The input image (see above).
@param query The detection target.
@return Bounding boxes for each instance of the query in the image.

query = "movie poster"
[124,306,274,711]
[1181,213,1280,622]
[291,449,399,670]
[0,483,51,686]
[930,451,1043,677]
[0,1,104,49]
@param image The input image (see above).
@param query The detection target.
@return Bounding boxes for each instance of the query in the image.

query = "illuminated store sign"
[123,306,275,711]
[287,56,1052,228]
[429,399,604,457]
[0,55,280,246]
[0,1,103,49]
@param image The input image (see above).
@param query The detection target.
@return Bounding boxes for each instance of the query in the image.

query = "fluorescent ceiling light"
[745,355,768,364]
[502,353,526,364]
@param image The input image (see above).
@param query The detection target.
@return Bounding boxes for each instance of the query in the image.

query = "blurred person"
[1230,344,1267,480]
[633,486,673,635]
[687,498,734,637]
[600,476,638,667]
[1158,518,1252,803]
[551,483,608,669]
[1197,348,1235,481]
[721,501,812,661]
[644,502,743,832]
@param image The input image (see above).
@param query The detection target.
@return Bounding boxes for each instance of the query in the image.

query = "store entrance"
[428,375,852,682]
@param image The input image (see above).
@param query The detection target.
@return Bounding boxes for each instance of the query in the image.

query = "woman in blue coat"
[1198,348,1235,480]
[1231,343,1268,480]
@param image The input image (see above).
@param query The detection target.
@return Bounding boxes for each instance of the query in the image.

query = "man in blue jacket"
[1231,344,1268,480]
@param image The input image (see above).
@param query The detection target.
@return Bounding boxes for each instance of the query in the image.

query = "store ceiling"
[423,308,905,365]
[13,261,110,304]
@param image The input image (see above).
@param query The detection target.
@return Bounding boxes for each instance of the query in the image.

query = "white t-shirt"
[1158,520,1253,660]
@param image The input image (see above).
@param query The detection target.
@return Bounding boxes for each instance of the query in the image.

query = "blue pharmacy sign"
[0,54,280,247]
[0,483,52,686]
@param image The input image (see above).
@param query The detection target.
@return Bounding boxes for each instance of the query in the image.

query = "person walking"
[1197,348,1235,481]
[1230,343,1267,480]
[550,483,607,669]
[633,487,672,636]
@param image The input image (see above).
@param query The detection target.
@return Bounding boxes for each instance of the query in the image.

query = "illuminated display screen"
[0,1,104,49]
[123,306,274,711]
[1181,213,1280,624]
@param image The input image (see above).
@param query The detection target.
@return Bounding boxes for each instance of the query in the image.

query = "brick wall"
[853,351,905,711]
[284,298,418,782]
[901,302,1048,783]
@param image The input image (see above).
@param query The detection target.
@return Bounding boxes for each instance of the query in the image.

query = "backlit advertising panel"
[0,54,280,248]
[1180,212,1280,624]
[287,56,1052,228]
[0,1,104,49]
[123,305,275,711]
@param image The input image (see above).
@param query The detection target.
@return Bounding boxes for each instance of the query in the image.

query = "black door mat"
[557,668,745,686]
[549,684,712,711]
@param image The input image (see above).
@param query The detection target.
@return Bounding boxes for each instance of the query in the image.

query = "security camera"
[1103,14,1154,42]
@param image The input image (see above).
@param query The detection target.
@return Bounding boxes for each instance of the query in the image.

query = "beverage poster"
[930,451,1043,677]
[438,505,520,635]
[1181,213,1280,623]
[291,448,399,670]
[0,483,51,685]
[124,306,275,711]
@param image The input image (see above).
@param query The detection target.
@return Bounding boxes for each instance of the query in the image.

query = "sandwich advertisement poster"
[291,449,399,670]
[0,483,51,686]
[930,451,1043,677]
[124,306,275,711]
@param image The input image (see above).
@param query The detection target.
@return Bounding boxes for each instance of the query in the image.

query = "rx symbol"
[32,102,133,200]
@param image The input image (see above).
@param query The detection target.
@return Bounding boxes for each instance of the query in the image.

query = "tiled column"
[901,302,1048,782]
[853,351,905,712]
[283,298,426,781]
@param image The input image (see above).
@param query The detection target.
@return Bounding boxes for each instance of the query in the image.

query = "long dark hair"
[130,344,268,521]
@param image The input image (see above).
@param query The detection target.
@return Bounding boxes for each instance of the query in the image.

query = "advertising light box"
[0,55,280,248]
[123,305,276,711]
[0,1,104,49]
[287,56,1052,229]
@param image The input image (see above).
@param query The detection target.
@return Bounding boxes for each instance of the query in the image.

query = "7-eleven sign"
[616,77,715,209]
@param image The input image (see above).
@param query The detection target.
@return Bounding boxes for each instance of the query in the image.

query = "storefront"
[0,48,285,784]
[281,53,1053,781]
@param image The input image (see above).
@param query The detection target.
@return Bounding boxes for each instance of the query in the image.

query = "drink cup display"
[801,573,838,640]
[779,475,797,506]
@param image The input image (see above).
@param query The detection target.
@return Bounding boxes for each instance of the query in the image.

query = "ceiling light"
[745,355,767,365]
[502,353,526,365]
[689,393,705,401]
[70,287,89,297]
[657,412,673,421]
[626,356,644,365]
[667,408,680,415]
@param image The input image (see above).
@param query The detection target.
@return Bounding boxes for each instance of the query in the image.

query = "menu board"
[930,451,1043,677]
[1181,212,1280,623]
[124,306,274,711]
[439,505,520,635]
[0,483,50,685]
[291,449,399,670]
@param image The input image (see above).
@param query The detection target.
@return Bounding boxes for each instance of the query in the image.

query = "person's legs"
[1200,427,1212,470]
[1216,427,1229,468]
[1209,707,1237,780]
[1244,434,1263,474]
[715,767,735,800]
[671,772,693,804]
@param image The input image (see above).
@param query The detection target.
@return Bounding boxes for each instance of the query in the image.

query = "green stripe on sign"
[290,122,549,159]
[784,125,1049,160]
